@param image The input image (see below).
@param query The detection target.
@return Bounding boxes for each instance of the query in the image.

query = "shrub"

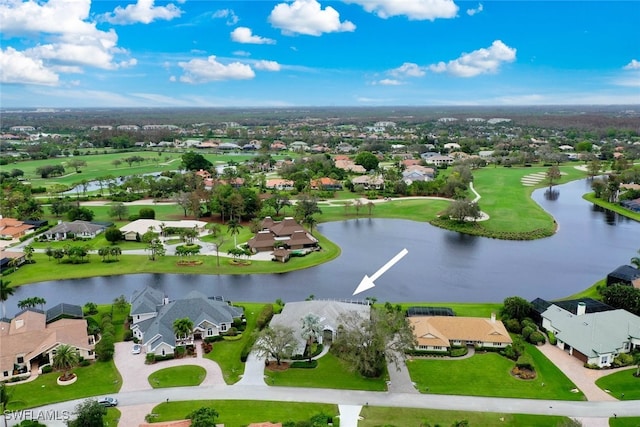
[201,342,213,354]
[138,207,155,219]
[256,304,274,330]
[41,365,53,374]
[240,333,257,362]
[528,331,546,345]
[612,353,633,368]
[504,318,522,333]
[79,359,91,367]
[123,330,134,341]
[521,325,535,340]
[450,347,468,357]
[547,330,557,345]
[83,302,98,315]
[175,346,186,358]
[154,354,174,362]
[204,335,224,344]
[145,353,156,364]
[291,360,318,369]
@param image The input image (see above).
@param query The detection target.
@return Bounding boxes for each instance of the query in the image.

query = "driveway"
[113,341,225,393]
[537,343,634,401]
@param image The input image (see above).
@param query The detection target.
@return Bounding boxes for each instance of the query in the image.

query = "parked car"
[131,344,141,354]
[97,397,118,407]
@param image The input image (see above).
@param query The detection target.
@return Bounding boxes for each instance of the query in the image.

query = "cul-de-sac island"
[0,107,639,427]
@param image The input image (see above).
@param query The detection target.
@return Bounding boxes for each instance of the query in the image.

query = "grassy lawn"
[407,344,585,401]
[559,279,604,300]
[105,407,121,426]
[471,165,587,234]
[148,366,206,388]
[595,368,640,400]
[264,352,388,391]
[318,198,450,223]
[5,230,340,286]
[6,360,121,411]
[205,302,266,384]
[393,302,503,318]
[148,400,338,426]
[610,417,640,427]
[360,406,572,427]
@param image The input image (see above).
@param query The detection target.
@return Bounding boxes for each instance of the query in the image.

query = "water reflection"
[544,188,560,201]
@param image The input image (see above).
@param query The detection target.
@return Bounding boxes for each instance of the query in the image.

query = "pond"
[10,179,639,314]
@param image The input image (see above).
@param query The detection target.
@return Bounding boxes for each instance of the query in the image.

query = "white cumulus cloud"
[254,60,281,71]
[346,0,458,20]
[429,40,516,77]
[231,27,276,44]
[212,9,239,25]
[102,0,182,25]
[378,79,402,85]
[390,62,426,78]
[178,56,255,83]
[623,59,640,70]
[269,0,356,36]
[0,47,59,85]
[467,3,483,16]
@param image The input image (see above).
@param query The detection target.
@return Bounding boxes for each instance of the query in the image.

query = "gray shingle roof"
[542,305,640,357]
[131,287,165,316]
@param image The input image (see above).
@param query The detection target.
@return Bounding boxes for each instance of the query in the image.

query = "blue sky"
[1,0,639,108]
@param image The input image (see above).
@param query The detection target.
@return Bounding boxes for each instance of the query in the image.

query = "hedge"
[256,304,274,330]
[290,360,318,369]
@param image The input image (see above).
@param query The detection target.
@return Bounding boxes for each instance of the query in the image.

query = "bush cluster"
[95,314,115,362]
[290,360,318,369]
[256,304,274,330]
[429,218,554,240]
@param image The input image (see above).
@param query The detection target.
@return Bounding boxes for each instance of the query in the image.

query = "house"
[265,178,295,191]
[310,177,342,191]
[0,217,35,240]
[351,175,384,190]
[530,297,615,324]
[120,219,207,240]
[606,265,640,288]
[130,287,243,357]
[334,159,366,173]
[247,217,318,253]
[409,314,512,352]
[422,154,454,167]
[269,300,371,356]
[541,303,640,367]
[0,305,95,381]
[43,220,109,240]
[0,250,26,272]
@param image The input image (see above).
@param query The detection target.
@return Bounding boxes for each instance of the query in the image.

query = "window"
[600,355,608,365]
[207,328,213,336]
[16,356,24,364]
[88,351,93,356]
[221,324,227,332]
[623,342,629,350]
[3,371,8,377]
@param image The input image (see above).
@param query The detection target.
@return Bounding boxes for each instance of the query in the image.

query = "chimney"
[577,302,586,316]
[490,312,496,323]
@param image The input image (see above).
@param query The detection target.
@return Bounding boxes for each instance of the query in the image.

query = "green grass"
[595,368,640,400]
[559,279,604,300]
[148,366,207,388]
[318,198,450,223]
[88,303,130,342]
[148,400,338,426]
[392,302,503,318]
[5,230,340,286]
[583,193,640,222]
[105,407,121,427]
[359,406,573,427]
[6,360,121,410]
[407,344,585,401]
[471,165,586,234]
[205,303,266,384]
[610,417,640,427]
[264,352,388,391]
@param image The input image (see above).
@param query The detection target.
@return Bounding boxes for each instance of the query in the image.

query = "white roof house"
[541,304,640,368]
[120,219,207,235]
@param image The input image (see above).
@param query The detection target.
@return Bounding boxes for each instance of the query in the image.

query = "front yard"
[595,368,640,400]
[407,344,585,401]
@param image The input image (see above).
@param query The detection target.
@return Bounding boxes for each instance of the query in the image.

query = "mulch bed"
[265,361,290,371]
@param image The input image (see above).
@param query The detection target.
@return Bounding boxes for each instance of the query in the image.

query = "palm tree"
[227,218,243,248]
[173,317,194,344]
[0,280,15,319]
[110,246,122,261]
[1,383,13,427]
[23,245,34,263]
[52,344,80,381]
[301,313,322,362]
[631,249,640,269]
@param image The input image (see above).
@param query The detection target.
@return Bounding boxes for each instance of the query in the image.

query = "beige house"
[0,307,95,381]
[409,314,512,352]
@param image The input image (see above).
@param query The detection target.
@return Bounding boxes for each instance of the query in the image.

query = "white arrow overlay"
[352,248,409,296]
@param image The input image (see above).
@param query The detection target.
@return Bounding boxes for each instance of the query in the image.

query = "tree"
[23,245,34,263]
[50,197,72,217]
[109,246,122,261]
[181,152,212,171]
[586,159,602,179]
[601,284,640,316]
[443,199,481,222]
[1,383,13,427]
[108,202,128,221]
[500,296,533,322]
[255,325,297,365]
[265,192,291,217]
[143,233,165,261]
[17,297,45,311]
[68,399,107,427]
[331,307,416,378]
[113,294,128,312]
[67,159,87,173]
[187,407,219,427]
[67,206,95,222]
[300,313,322,362]
[546,165,561,188]
[0,279,15,319]
[354,151,379,171]
[173,317,194,344]
[138,207,155,219]
[52,344,80,381]
[294,195,322,230]
[367,201,375,216]
[112,159,122,168]
[98,246,110,262]
[104,227,123,244]
[227,218,243,247]
[630,249,640,269]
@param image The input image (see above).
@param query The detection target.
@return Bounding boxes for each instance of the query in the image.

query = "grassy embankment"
[583,193,640,222]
